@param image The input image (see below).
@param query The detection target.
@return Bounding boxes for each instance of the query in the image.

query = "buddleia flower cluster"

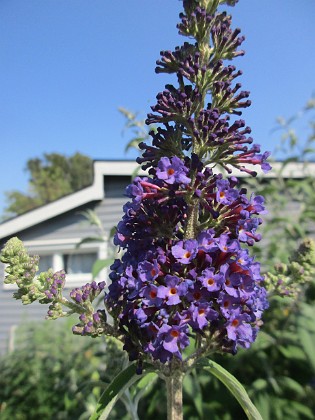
[0,0,272,369]
[104,0,271,364]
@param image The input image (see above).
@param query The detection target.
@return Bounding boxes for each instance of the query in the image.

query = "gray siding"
[0,290,48,354]
[0,175,129,355]
[6,198,126,243]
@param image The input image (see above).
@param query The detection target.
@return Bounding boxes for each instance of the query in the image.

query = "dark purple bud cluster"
[193,108,249,151]
[156,46,243,91]
[70,280,105,304]
[178,6,213,41]
[211,12,245,59]
[72,309,107,337]
[141,108,270,176]
[155,43,200,78]
[137,125,191,170]
[43,270,66,301]
[211,81,250,115]
[146,84,202,125]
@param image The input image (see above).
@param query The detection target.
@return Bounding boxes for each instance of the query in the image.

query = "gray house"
[0,160,144,355]
[0,160,313,355]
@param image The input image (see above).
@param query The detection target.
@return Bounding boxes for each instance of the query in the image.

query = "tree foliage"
[3,152,93,219]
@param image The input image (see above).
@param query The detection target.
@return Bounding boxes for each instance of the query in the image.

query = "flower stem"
[165,370,184,420]
[184,199,200,239]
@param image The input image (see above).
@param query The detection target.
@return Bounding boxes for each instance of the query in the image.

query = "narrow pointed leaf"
[76,236,104,248]
[90,362,153,420]
[92,258,113,278]
[131,372,158,399]
[199,359,263,420]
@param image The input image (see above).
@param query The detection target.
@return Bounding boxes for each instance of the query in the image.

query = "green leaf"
[199,359,263,420]
[251,378,267,392]
[90,362,153,420]
[254,393,270,420]
[288,401,315,419]
[92,259,114,278]
[125,138,143,152]
[277,376,305,396]
[76,236,105,248]
[78,209,104,230]
[297,327,315,371]
[278,345,306,361]
[131,372,158,399]
[183,372,203,418]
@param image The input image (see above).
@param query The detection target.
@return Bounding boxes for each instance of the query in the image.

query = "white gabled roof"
[0,160,314,240]
[0,160,140,240]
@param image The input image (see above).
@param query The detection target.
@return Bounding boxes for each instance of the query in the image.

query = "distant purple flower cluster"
[72,309,107,337]
[70,280,105,305]
[70,281,107,337]
[105,0,271,364]
[43,270,66,301]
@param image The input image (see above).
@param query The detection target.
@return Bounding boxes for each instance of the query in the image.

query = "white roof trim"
[0,160,314,240]
[0,161,139,239]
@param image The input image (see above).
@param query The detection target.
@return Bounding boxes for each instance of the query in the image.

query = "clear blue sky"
[1,0,314,215]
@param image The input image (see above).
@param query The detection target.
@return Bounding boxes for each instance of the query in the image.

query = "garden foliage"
[1,0,315,418]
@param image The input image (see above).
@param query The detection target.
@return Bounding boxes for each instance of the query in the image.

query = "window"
[38,255,53,272]
[63,252,97,275]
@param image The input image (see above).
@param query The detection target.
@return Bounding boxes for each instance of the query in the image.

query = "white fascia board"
[23,238,106,252]
[0,184,104,240]
[96,160,312,178]
[212,161,315,178]
[0,160,136,239]
[93,160,147,176]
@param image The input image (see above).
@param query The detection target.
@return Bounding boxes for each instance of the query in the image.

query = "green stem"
[165,370,184,420]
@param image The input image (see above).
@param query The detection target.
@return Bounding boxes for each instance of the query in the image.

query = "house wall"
[0,175,129,355]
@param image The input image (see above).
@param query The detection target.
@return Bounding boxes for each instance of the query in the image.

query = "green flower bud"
[265,238,315,298]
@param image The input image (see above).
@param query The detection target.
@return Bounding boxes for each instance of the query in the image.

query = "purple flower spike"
[103,0,270,363]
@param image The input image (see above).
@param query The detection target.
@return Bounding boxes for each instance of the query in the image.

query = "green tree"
[3,152,93,219]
